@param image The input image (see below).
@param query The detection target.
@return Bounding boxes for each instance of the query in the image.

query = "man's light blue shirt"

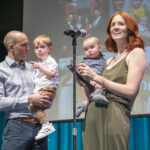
[0,56,36,119]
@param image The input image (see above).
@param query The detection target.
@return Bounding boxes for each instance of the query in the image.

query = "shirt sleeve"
[0,79,29,111]
[49,61,58,72]
[46,57,58,72]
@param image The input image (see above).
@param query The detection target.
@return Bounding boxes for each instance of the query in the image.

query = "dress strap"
[106,52,129,67]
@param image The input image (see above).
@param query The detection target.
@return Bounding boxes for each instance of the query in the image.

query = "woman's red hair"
[105,11,144,52]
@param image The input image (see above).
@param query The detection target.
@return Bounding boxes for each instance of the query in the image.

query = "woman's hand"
[78,63,98,81]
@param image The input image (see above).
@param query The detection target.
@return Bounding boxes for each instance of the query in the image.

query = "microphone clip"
[64,29,86,38]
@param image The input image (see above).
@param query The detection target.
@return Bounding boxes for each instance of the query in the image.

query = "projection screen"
[23,0,150,121]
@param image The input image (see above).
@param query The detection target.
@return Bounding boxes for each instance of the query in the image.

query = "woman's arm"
[78,48,146,100]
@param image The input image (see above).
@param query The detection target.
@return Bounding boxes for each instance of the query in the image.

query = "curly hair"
[105,11,144,52]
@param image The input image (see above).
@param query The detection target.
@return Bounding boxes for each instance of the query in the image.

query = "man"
[0,30,51,150]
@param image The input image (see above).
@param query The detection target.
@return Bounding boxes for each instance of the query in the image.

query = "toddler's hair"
[33,35,52,47]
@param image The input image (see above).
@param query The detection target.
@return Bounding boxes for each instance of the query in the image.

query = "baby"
[76,36,108,117]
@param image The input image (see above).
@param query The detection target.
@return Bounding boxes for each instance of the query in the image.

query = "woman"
[78,11,146,150]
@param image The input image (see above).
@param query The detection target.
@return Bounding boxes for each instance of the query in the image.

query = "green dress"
[82,54,133,150]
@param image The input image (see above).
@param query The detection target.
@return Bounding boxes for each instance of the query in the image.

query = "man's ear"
[8,43,14,51]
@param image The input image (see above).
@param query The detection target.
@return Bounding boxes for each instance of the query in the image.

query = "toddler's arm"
[29,61,56,78]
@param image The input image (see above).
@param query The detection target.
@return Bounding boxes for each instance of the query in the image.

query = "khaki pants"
[30,87,56,124]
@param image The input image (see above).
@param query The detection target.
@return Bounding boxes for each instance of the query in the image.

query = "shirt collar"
[38,55,51,63]
[5,56,25,68]
[83,52,103,60]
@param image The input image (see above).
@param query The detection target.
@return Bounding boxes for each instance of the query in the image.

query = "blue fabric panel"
[0,113,150,150]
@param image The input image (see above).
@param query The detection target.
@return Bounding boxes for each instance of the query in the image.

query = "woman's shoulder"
[126,47,145,64]
[127,47,145,58]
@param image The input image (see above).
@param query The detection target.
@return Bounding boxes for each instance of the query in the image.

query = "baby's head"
[82,36,102,58]
[131,0,144,9]
[33,35,52,60]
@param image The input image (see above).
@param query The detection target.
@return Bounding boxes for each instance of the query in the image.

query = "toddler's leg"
[30,103,48,123]
[34,87,56,140]
[39,87,56,101]
[34,108,55,140]
[35,122,55,140]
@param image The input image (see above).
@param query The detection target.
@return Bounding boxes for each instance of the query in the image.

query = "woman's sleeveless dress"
[82,54,133,150]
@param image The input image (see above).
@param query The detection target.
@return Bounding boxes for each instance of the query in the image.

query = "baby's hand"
[76,77,86,87]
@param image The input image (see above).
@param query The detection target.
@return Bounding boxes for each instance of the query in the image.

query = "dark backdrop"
[0,0,23,62]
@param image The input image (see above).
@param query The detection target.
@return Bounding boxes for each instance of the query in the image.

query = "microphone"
[64,29,86,38]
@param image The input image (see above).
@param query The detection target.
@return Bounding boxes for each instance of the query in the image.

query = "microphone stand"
[64,30,86,150]
[72,37,77,150]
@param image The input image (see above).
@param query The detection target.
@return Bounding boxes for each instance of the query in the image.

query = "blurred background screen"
[23,0,150,121]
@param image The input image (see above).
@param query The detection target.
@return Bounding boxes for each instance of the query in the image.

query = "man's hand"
[28,92,50,109]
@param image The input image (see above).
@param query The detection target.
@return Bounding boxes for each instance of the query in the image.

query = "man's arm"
[0,81,28,111]
[0,82,50,111]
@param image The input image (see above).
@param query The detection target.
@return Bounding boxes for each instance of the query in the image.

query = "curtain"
[0,112,150,150]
